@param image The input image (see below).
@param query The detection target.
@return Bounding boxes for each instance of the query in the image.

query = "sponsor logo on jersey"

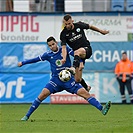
[69,34,82,42]
[72,32,76,36]
[76,28,80,32]
[56,59,62,67]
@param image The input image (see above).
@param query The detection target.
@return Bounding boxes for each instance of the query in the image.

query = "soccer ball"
[59,69,71,82]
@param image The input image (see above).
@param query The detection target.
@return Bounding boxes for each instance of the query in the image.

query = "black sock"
[80,78,88,89]
[73,55,80,68]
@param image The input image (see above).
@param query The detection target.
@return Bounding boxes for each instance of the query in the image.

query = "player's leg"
[77,88,111,115]
[80,78,91,92]
[67,81,111,115]
[77,88,103,110]
[67,46,92,74]
[75,63,91,92]
[21,88,50,121]
[21,77,61,121]
[73,48,86,67]
[66,47,92,90]
[74,62,83,82]
[66,48,86,75]
[78,46,92,91]
[83,46,92,59]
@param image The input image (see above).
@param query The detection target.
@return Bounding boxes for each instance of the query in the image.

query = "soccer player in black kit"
[60,14,109,92]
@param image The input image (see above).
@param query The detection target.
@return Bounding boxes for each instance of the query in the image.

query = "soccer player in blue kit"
[18,36,111,121]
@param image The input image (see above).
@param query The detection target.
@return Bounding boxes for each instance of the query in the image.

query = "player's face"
[63,18,74,30]
[122,54,127,61]
[48,40,58,52]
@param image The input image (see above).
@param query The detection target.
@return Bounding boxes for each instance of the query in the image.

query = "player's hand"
[100,30,109,35]
[61,59,66,65]
[18,62,22,67]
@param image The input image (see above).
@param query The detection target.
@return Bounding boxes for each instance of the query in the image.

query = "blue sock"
[26,97,42,118]
[87,97,103,111]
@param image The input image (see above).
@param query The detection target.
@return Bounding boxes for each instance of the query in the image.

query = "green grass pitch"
[0,104,133,133]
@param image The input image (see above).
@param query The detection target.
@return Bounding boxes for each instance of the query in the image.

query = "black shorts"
[84,46,92,59]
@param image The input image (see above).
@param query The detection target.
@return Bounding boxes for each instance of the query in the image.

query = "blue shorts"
[45,76,83,94]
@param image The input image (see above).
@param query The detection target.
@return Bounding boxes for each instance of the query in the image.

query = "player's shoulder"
[61,27,68,33]
[75,21,89,29]
[75,21,84,25]
[43,50,53,56]
[76,21,88,26]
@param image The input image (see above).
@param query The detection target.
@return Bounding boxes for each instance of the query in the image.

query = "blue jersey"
[22,46,74,76]
[21,46,83,94]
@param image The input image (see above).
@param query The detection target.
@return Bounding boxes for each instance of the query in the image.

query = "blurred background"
[0,0,133,12]
[0,0,133,104]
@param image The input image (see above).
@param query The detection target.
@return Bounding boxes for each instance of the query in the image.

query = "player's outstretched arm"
[17,56,41,67]
[89,25,109,35]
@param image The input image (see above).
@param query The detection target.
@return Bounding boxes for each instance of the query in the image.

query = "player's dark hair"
[122,51,127,55]
[63,14,72,21]
[47,36,56,43]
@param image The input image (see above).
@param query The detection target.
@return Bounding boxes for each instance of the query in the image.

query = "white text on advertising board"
[0,77,26,98]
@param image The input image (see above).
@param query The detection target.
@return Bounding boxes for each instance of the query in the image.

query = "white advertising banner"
[74,16,127,42]
[0,14,133,42]
[0,15,62,42]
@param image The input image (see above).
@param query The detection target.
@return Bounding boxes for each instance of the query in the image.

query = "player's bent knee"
[75,77,82,82]
[77,88,91,99]
[75,78,81,82]
[38,88,50,101]
[74,48,85,55]
[75,52,84,56]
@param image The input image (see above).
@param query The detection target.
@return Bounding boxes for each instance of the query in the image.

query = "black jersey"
[60,21,90,51]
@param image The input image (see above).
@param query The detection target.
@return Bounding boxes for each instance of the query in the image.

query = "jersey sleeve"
[22,56,41,65]
[60,30,67,46]
[40,52,48,61]
[21,52,49,66]
[77,21,90,29]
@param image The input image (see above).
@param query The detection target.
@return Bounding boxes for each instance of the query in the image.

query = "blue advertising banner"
[83,72,132,103]
[0,72,132,103]
[0,42,50,73]
[0,42,132,72]
[84,42,133,71]
[0,73,50,103]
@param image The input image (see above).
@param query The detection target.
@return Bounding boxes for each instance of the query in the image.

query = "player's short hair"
[63,14,72,21]
[47,36,56,43]
[122,51,127,55]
